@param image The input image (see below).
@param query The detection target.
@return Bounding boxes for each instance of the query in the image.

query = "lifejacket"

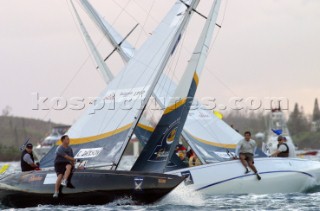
[277,143,289,157]
[21,150,35,171]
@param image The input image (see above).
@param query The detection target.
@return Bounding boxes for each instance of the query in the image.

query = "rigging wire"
[132,0,161,24]
[43,0,237,142]
[111,0,150,38]
[166,0,241,144]
[109,0,131,26]
[105,0,200,136]
[147,29,189,124]
[41,0,102,121]
[133,0,156,48]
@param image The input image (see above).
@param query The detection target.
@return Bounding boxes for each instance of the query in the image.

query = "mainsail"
[40,0,199,168]
[79,0,244,164]
[131,0,224,173]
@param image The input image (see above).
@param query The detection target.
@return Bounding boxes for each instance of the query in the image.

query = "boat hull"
[0,169,184,208]
[167,157,320,194]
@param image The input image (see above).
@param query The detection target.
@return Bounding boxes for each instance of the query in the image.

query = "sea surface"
[1,161,320,211]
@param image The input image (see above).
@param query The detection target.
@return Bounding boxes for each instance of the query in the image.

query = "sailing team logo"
[134,177,144,191]
[148,123,179,162]
[166,127,177,145]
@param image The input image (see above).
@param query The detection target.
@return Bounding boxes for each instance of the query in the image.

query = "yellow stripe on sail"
[163,98,187,115]
[137,123,155,132]
[193,72,199,86]
[0,164,9,174]
[186,131,236,149]
[56,124,133,145]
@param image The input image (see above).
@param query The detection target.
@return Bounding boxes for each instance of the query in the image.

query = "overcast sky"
[0,0,319,125]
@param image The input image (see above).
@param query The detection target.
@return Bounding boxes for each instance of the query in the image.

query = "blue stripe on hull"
[196,170,314,191]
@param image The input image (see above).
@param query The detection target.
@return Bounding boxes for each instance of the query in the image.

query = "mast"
[41,0,200,169]
[80,0,134,62]
[131,0,222,173]
[114,0,200,167]
[79,0,243,164]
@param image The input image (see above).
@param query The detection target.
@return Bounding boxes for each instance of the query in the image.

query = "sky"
[0,0,319,125]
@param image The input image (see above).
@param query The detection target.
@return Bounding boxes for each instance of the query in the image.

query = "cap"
[26,143,33,148]
[277,136,283,141]
[177,145,187,151]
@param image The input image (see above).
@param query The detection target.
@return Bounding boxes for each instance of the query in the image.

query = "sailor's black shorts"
[239,153,254,163]
[54,162,71,176]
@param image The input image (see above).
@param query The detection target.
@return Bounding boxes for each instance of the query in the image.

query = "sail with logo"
[40,0,200,169]
[131,0,225,173]
[77,0,253,165]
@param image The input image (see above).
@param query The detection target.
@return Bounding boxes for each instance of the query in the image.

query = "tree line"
[224,98,320,149]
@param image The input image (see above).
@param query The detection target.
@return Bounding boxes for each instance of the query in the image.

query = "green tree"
[313,98,320,121]
[287,103,309,136]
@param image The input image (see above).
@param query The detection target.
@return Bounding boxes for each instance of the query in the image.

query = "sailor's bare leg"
[63,164,72,181]
[55,174,63,193]
[248,161,257,173]
[239,154,248,169]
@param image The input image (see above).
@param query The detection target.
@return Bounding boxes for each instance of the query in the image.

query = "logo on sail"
[166,127,177,145]
[75,147,103,159]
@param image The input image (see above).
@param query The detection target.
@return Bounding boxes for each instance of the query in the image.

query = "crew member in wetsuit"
[271,136,289,157]
[20,143,38,172]
[53,135,75,198]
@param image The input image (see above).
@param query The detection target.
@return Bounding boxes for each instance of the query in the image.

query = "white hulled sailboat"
[77,0,320,195]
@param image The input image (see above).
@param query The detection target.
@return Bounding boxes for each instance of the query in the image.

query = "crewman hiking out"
[235,131,261,180]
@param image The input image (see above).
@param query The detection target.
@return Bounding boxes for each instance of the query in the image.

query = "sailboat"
[0,0,201,207]
[77,0,320,194]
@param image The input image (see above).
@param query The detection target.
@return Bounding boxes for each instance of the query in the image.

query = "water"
[1,162,320,211]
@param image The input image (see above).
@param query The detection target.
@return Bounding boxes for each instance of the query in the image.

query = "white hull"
[167,158,320,194]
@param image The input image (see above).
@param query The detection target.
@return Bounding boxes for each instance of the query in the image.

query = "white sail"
[131,0,226,172]
[66,0,199,167]
[80,0,243,163]
[70,0,113,83]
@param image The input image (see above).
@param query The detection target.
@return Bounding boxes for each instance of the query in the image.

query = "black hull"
[0,169,184,208]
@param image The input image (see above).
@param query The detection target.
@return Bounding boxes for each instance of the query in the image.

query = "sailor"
[53,135,76,198]
[271,136,289,157]
[176,144,187,163]
[188,150,201,167]
[20,143,39,172]
[283,136,296,157]
[235,131,261,180]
